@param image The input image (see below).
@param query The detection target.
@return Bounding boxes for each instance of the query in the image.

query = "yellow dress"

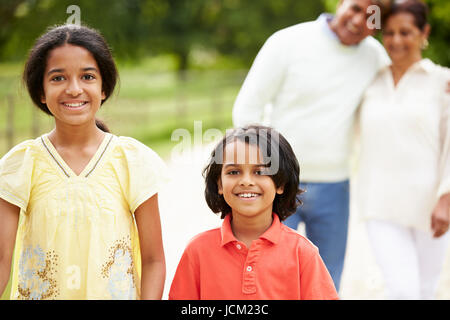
[0,133,169,299]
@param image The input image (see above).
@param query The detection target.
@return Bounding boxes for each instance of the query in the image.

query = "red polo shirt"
[169,214,339,300]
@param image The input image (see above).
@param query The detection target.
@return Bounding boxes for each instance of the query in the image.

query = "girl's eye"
[82,74,95,80]
[227,170,239,175]
[51,75,65,82]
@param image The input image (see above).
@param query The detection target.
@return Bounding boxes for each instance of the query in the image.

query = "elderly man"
[232,0,392,291]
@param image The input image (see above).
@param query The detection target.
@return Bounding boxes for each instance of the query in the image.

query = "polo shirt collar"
[220,213,282,246]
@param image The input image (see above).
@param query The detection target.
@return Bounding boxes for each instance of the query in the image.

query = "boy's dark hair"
[382,0,428,30]
[203,125,304,221]
[23,24,117,132]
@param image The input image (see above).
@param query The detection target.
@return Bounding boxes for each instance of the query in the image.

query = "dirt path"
[158,143,450,299]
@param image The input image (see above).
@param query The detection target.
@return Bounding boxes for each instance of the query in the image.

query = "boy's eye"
[255,167,270,175]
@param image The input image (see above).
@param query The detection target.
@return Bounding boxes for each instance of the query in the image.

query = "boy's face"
[218,140,284,222]
[330,0,376,45]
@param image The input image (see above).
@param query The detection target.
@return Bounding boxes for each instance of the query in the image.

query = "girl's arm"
[0,198,20,297]
[134,193,166,300]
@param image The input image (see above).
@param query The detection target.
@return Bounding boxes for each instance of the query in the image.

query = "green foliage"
[204,0,326,66]
[0,0,448,68]
[0,0,325,69]
[426,0,450,66]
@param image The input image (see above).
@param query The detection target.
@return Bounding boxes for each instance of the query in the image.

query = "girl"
[169,125,338,299]
[0,24,168,300]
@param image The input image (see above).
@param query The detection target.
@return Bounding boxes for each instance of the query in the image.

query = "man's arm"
[232,32,288,127]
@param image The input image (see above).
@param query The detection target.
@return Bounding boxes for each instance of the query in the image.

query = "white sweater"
[233,14,389,182]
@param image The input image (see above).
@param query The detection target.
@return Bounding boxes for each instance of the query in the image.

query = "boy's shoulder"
[181,226,225,259]
[279,223,320,253]
[186,227,222,250]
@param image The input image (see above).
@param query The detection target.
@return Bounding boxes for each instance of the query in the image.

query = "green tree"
[0,0,447,67]
[427,0,450,66]
[209,0,325,66]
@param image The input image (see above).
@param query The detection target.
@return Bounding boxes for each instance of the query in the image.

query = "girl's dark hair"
[203,125,304,221]
[23,24,118,132]
[383,0,429,30]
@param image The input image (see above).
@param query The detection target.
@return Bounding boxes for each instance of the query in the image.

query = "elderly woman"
[355,0,450,299]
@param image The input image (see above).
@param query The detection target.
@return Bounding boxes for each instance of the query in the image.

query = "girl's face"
[218,140,284,221]
[41,44,105,128]
[382,13,428,64]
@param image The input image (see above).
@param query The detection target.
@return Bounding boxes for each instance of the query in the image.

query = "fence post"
[6,95,14,151]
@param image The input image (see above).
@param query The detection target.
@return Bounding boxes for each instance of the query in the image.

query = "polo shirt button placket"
[241,242,261,295]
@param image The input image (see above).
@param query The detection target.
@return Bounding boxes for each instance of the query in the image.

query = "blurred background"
[0,0,449,157]
[0,0,449,300]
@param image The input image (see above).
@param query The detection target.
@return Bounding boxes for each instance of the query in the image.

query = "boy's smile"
[218,140,283,221]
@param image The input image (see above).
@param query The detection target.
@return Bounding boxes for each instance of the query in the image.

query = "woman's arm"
[431,193,450,238]
[134,193,166,300]
[434,73,450,238]
[0,197,20,297]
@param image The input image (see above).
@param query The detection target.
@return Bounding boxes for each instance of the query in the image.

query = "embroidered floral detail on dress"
[101,236,136,299]
[17,245,59,300]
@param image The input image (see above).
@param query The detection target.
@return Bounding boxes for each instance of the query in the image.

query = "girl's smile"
[41,44,105,128]
[61,100,88,109]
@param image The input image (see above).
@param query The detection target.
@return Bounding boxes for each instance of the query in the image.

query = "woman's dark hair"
[383,0,429,30]
[203,125,304,221]
[23,24,118,132]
